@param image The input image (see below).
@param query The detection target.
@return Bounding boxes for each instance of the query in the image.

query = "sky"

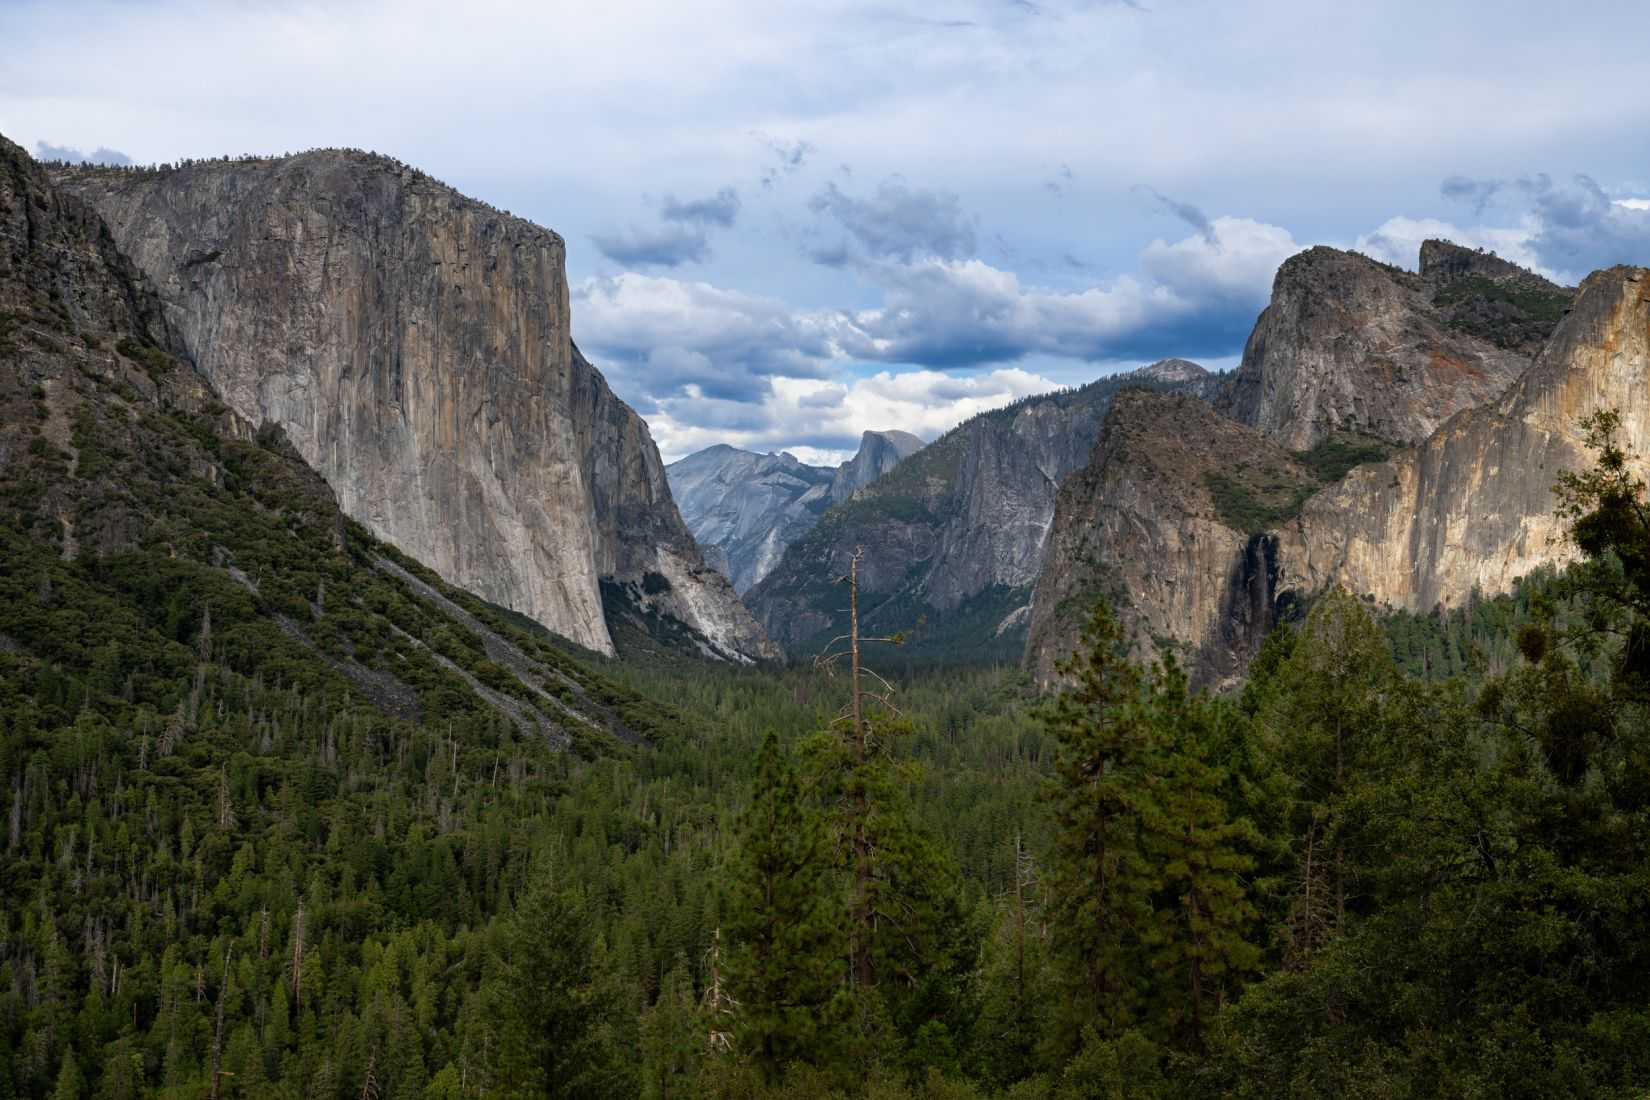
[5,0,1650,464]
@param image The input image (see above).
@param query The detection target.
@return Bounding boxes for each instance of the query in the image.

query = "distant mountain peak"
[666,431,928,594]
[1128,358,1210,383]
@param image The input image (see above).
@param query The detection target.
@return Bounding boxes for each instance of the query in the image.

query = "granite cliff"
[666,429,925,594]
[52,151,773,661]
[1030,245,1640,687]
[1025,391,1315,684]
[1220,241,1571,449]
[747,361,1222,659]
[1276,264,1649,618]
[0,134,682,743]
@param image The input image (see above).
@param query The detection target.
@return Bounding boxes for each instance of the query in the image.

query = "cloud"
[593,187,740,266]
[1440,174,1502,215]
[808,179,978,265]
[1139,186,1215,244]
[34,141,130,166]
[643,367,1059,463]
[578,213,1297,459]
[833,216,1296,366]
[1353,215,1553,276]
[661,187,740,227]
[573,272,838,402]
[1519,174,1650,275]
[1374,175,1650,282]
[754,133,815,189]
[589,224,710,267]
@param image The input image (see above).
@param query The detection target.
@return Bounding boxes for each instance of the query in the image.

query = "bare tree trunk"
[209,949,230,1100]
[849,551,874,989]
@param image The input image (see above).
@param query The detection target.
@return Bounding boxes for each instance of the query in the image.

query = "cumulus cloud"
[573,272,838,402]
[1366,175,1650,283]
[834,216,1296,365]
[1353,215,1553,276]
[643,367,1059,463]
[34,141,130,166]
[808,180,978,265]
[578,213,1297,451]
[589,224,710,267]
[1520,174,1650,275]
[661,187,740,227]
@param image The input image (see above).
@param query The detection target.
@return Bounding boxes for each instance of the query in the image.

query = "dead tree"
[814,547,907,988]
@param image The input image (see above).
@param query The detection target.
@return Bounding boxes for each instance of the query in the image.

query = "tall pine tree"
[723,731,845,1079]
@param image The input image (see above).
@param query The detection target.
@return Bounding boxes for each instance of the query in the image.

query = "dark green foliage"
[1040,606,1263,1066]
[1294,435,1390,482]
[113,336,174,377]
[724,733,846,1077]
[1434,273,1573,347]
[492,860,636,1098]
[1202,448,1325,534]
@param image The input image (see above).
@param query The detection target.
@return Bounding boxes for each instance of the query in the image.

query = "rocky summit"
[52,151,774,662]
[1220,240,1572,450]
[667,429,925,594]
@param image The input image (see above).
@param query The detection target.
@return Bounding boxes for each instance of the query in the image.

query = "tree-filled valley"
[5,100,1650,1100]
[7,400,1650,1099]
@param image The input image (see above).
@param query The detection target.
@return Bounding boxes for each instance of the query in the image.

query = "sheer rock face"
[53,152,774,660]
[1220,243,1568,450]
[667,430,926,595]
[1029,264,1647,687]
[1025,392,1308,686]
[666,446,836,594]
[1276,265,1650,615]
[747,362,1219,656]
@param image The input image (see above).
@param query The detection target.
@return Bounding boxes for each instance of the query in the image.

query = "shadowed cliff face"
[1221,243,1571,450]
[1025,391,1312,686]
[53,152,774,661]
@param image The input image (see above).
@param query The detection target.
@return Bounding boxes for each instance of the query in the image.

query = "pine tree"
[724,731,844,1079]
[493,860,633,1099]
[1041,600,1156,1051]
[640,958,702,1100]
[968,835,1052,1088]
[1137,659,1260,1052]
[1255,587,1396,962]
[49,1048,83,1100]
